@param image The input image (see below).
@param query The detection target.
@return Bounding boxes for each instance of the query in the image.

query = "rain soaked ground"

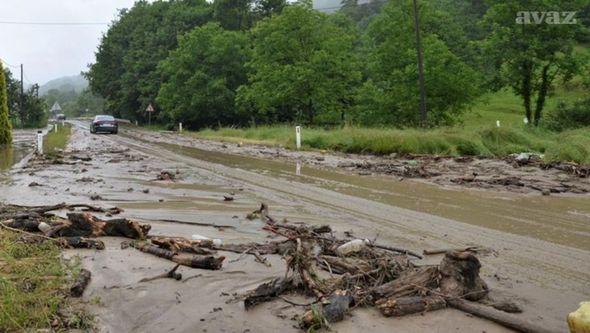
[0,121,588,333]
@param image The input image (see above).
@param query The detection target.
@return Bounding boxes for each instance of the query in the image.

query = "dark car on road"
[90,115,118,134]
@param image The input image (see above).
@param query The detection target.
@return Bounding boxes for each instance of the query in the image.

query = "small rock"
[28,182,42,187]
[142,189,150,194]
[541,189,551,196]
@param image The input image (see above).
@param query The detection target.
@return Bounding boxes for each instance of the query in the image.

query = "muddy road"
[1,121,589,333]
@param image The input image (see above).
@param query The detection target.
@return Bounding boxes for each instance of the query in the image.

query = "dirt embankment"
[125,128,590,195]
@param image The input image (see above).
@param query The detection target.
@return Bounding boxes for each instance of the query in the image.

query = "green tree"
[86,0,212,122]
[157,23,250,129]
[0,63,12,145]
[483,0,589,126]
[236,5,362,125]
[360,0,481,126]
[2,68,20,124]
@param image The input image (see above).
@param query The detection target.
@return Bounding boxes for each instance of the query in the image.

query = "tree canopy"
[157,23,250,129]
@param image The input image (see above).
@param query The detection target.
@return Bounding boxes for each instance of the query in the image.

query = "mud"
[128,128,590,195]
[0,121,589,333]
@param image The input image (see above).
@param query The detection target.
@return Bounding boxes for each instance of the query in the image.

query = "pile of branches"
[232,204,551,333]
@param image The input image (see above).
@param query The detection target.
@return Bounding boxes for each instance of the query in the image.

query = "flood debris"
[156,170,176,181]
[70,268,91,297]
[139,264,182,283]
[216,203,544,333]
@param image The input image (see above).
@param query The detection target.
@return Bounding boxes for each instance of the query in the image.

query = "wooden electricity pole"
[20,64,24,128]
[412,0,427,127]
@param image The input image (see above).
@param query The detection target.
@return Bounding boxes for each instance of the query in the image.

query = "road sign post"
[146,103,155,127]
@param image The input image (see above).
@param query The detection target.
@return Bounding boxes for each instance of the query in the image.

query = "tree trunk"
[377,295,446,317]
[534,64,551,126]
[448,299,555,333]
[521,60,533,124]
[372,266,439,300]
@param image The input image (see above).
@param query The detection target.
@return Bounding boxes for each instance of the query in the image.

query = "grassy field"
[44,123,72,157]
[0,229,92,331]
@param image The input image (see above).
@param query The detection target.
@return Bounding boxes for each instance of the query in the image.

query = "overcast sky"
[0,0,139,85]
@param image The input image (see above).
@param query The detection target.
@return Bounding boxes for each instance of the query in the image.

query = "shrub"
[0,63,13,145]
[545,99,590,131]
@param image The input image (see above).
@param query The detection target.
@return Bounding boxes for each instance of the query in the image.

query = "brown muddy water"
[145,139,590,251]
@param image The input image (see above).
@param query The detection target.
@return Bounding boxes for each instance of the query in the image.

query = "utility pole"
[412,0,427,127]
[20,64,24,128]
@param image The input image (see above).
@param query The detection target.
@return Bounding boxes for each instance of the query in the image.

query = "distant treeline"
[86,0,590,130]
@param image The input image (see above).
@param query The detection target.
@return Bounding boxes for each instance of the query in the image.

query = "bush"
[545,99,590,131]
[0,63,13,145]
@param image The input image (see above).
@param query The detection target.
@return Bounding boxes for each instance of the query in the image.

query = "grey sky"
[0,0,138,85]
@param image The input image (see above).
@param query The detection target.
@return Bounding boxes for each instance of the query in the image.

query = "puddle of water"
[151,141,590,250]
[0,145,30,171]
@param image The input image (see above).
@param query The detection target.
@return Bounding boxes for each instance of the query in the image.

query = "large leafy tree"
[359,0,481,126]
[236,4,362,125]
[483,0,589,125]
[0,63,12,144]
[86,0,212,122]
[157,23,250,129]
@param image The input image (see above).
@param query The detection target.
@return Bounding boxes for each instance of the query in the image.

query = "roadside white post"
[61,120,65,127]
[523,117,529,125]
[54,123,58,133]
[295,126,301,150]
[179,122,183,133]
[36,130,43,155]
[496,120,501,127]
[296,161,301,176]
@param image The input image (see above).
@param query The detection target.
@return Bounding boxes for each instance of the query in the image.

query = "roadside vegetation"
[0,228,93,331]
[0,63,12,145]
[43,123,72,157]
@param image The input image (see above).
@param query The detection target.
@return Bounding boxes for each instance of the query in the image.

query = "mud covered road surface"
[134,129,590,196]
[1,121,589,333]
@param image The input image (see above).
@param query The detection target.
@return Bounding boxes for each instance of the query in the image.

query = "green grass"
[186,85,590,164]
[44,123,72,156]
[0,229,92,331]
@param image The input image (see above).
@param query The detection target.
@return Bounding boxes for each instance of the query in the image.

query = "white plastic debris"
[191,234,222,246]
[38,222,51,234]
[336,239,370,256]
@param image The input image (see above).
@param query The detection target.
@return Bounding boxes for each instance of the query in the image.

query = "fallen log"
[49,213,151,239]
[423,246,481,255]
[448,299,555,333]
[70,269,91,297]
[372,266,439,300]
[376,295,446,317]
[131,242,225,270]
[439,251,488,301]
[244,277,294,310]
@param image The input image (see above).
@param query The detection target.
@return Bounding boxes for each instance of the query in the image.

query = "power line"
[0,20,109,26]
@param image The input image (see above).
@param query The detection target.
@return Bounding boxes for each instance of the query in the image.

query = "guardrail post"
[37,130,43,155]
[295,126,301,150]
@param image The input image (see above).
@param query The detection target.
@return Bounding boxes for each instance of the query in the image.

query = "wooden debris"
[448,299,554,333]
[131,241,225,270]
[49,213,150,239]
[70,269,91,297]
[377,295,446,317]
[139,264,182,283]
[244,277,294,310]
